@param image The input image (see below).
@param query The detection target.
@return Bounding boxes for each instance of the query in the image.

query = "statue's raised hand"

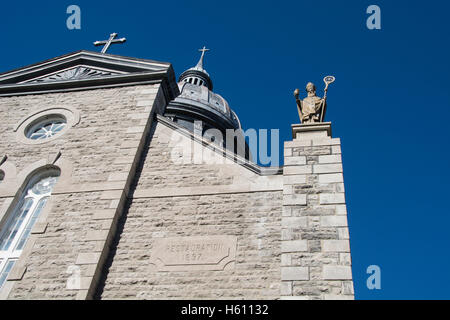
[293,88,300,98]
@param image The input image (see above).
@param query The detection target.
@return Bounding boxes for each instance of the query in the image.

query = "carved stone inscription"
[149,236,237,271]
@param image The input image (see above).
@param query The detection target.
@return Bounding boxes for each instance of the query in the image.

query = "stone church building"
[0,46,354,299]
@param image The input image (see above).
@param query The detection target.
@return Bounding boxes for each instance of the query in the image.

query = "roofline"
[0,50,171,78]
[0,50,179,100]
[156,114,283,176]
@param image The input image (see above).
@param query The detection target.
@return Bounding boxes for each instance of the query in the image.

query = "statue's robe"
[300,96,325,123]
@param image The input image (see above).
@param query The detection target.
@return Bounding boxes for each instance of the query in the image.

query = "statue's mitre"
[306,82,316,91]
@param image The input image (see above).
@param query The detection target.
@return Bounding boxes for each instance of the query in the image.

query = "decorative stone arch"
[14,105,81,145]
[15,157,73,191]
[2,154,74,226]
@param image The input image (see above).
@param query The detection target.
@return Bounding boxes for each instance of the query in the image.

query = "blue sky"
[1,0,450,299]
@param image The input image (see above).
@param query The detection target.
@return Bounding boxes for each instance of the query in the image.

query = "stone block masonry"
[97,121,284,299]
[0,84,165,299]
[281,123,354,300]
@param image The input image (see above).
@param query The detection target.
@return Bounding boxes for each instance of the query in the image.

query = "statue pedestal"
[291,122,332,140]
[282,121,354,300]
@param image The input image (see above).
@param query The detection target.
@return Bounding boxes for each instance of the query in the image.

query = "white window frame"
[0,170,58,290]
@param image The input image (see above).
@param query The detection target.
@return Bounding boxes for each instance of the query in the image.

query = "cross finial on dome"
[178,46,213,89]
[195,46,210,69]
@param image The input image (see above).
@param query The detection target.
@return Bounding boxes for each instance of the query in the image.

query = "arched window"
[0,169,59,289]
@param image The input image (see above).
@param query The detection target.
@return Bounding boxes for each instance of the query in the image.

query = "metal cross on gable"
[93,33,126,54]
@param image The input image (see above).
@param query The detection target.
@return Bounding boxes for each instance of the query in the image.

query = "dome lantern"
[178,46,213,90]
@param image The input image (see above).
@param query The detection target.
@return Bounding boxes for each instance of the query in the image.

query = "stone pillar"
[281,122,354,300]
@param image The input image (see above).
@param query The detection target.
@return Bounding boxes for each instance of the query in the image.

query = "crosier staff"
[320,75,335,122]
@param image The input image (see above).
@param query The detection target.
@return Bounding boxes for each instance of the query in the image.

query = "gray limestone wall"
[100,193,282,299]
[134,123,235,189]
[0,87,149,180]
[281,126,354,300]
[99,121,284,299]
[0,84,163,299]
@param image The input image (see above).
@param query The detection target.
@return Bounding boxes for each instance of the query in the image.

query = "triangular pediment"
[0,50,178,98]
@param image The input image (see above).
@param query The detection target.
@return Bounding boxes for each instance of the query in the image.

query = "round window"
[15,107,80,145]
[25,115,67,141]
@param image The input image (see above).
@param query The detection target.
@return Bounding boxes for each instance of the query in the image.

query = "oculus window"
[14,106,80,145]
[26,115,67,141]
